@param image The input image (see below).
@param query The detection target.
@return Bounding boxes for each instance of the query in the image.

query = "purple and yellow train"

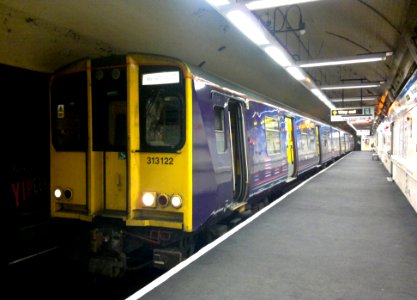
[50,54,354,277]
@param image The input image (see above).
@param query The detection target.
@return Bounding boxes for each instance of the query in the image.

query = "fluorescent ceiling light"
[286,66,306,81]
[264,45,292,67]
[320,82,382,90]
[347,122,357,131]
[206,0,335,112]
[297,53,388,68]
[246,0,320,10]
[311,88,335,109]
[205,0,230,6]
[226,10,270,45]
[330,96,378,102]
[311,88,324,98]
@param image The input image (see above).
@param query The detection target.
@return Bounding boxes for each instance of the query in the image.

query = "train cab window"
[50,72,88,151]
[265,116,281,156]
[139,66,185,152]
[214,106,226,153]
[144,95,181,146]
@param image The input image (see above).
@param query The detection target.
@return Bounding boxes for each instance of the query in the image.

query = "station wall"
[0,64,50,264]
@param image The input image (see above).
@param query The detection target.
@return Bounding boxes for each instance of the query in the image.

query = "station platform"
[128,151,417,300]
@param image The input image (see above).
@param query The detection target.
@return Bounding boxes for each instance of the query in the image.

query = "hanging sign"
[331,106,374,122]
[356,129,371,136]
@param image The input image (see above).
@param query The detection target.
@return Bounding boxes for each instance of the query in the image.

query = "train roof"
[186,61,351,135]
[61,53,351,136]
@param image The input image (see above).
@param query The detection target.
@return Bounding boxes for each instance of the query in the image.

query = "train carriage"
[50,53,352,277]
[245,101,290,197]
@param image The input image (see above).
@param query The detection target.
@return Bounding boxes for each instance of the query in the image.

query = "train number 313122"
[146,157,174,165]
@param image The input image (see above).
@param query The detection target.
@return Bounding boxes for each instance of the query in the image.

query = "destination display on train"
[330,106,374,122]
[142,71,180,85]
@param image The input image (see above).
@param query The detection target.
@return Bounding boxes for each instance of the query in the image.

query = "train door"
[315,125,321,159]
[390,122,394,174]
[103,101,127,212]
[331,129,340,157]
[227,99,248,203]
[92,63,128,213]
[50,70,89,215]
[285,116,295,178]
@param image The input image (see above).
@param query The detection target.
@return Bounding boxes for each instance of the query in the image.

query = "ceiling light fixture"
[297,53,390,68]
[330,96,378,102]
[226,9,270,45]
[205,0,230,6]
[264,45,292,67]
[246,0,321,10]
[311,88,335,109]
[347,121,358,132]
[320,82,383,90]
[286,66,306,80]
[206,1,336,110]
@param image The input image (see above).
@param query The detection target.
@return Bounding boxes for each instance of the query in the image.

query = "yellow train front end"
[50,54,193,276]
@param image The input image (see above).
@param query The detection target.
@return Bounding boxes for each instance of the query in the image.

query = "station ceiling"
[1,0,416,134]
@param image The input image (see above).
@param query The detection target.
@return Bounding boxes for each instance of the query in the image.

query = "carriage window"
[308,127,316,152]
[332,131,340,150]
[140,67,185,152]
[321,128,331,152]
[300,133,308,152]
[51,72,87,151]
[214,106,226,153]
[298,121,316,154]
[265,116,281,155]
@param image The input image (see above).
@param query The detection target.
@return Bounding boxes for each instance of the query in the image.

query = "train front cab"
[50,54,262,275]
[50,54,197,275]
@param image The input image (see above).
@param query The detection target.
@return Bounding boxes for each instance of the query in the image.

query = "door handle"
[116,173,122,187]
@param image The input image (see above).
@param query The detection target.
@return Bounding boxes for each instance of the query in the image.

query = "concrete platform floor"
[133,151,417,300]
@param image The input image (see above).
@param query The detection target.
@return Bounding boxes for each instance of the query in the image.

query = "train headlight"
[142,192,157,208]
[170,195,182,209]
[64,188,73,200]
[157,194,169,207]
[54,188,63,199]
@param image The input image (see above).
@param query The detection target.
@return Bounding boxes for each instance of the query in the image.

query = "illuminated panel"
[142,71,180,85]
